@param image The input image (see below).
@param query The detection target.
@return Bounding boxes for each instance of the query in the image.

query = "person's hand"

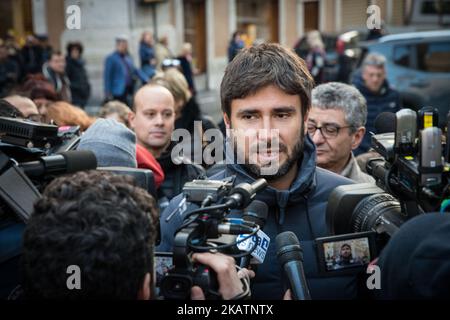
[283,289,293,300]
[190,252,254,300]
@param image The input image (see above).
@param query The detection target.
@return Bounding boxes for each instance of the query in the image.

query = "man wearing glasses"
[309,82,375,183]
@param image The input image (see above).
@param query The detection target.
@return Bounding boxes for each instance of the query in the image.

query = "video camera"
[160,177,268,300]
[326,107,449,246]
[0,117,97,222]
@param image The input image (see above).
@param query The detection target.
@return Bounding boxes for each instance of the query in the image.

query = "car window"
[393,45,411,68]
[417,42,450,73]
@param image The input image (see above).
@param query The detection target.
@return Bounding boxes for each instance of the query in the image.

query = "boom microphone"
[394,109,417,156]
[419,127,442,186]
[276,231,311,300]
[19,150,97,177]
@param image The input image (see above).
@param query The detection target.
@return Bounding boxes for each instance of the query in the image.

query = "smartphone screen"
[154,252,173,296]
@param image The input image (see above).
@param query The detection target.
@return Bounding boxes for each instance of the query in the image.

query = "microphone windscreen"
[374,112,396,134]
[243,200,268,228]
[276,231,303,265]
[60,150,97,173]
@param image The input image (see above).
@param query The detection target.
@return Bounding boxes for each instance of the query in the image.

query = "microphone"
[276,231,311,300]
[374,112,396,134]
[394,109,417,156]
[225,178,268,209]
[19,150,97,177]
[419,127,442,187]
[238,200,269,268]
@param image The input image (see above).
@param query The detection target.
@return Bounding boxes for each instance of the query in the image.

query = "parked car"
[355,30,450,126]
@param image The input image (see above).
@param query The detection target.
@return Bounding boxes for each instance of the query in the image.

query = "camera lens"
[160,274,193,300]
[351,193,405,236]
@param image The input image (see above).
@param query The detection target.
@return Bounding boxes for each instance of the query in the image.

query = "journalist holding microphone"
[158,43,358,299]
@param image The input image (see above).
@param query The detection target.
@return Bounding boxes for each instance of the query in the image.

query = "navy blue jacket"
[353,72,401,155]
[158,136,359,299]
[103,51,136,97]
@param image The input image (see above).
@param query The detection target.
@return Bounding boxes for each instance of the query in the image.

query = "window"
[417,42,450,72]
[393,45,411,68]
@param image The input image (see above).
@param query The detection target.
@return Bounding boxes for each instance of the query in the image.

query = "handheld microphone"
[19,150,97,177]
[394,109,417,156]
[238,200,269,268]
[418,106,439,130]
[419,127,442,187]
[225,178,268,209]
[276,231,311,300]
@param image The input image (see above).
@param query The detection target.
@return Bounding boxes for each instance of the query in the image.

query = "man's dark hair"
[66,42,84,55]
[0,99,24,118]
[220,43,314,118]
[22,170,158,299]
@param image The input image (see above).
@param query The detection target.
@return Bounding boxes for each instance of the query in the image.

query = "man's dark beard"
[237,128,305,182]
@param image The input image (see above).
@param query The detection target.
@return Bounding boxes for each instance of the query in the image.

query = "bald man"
[129,84,204,208]
[129,84,175,157]
[4,95,40,121]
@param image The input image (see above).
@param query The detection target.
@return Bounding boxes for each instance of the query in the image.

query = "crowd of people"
[1,27,449,301]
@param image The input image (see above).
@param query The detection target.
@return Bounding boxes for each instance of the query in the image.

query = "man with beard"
[333,244,363,270]
[158,43,357,299]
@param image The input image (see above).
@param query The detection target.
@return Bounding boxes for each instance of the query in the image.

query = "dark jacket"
[0,58,19,97]
[175,97,218,134]
[66,56,91,107]
[158,136,359,299]
[228,39,244,62]
[353,72,401,155]
[177,56,196,95]
[103,51,136,98]
[139,42,156,80]
[20,44,44,75]
[42,62,71,102]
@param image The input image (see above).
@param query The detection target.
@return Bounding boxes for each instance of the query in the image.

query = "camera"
[160,177,268,300]
[0,117,98,298]
[326,108,449,247]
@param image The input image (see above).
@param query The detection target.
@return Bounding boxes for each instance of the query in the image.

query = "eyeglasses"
[307,123,354,139]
